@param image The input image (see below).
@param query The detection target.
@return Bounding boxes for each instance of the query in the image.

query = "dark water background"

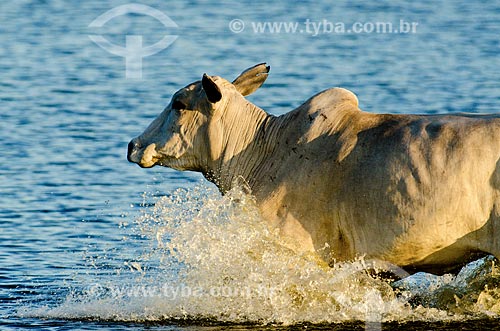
[1,1,499,330]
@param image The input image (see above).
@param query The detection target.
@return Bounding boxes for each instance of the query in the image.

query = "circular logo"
[88,4,178,79]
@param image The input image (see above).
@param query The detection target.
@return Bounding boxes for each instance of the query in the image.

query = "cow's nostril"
[127,140,136,161]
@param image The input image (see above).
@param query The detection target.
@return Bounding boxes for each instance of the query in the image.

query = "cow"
[128,63,500,275]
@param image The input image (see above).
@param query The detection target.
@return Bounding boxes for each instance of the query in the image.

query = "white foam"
[23,184,500,325]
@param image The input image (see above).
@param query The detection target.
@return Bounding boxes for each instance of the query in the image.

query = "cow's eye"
[172,100,186,110]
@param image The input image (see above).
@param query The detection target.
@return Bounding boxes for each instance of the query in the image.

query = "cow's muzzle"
[127,138,158,168]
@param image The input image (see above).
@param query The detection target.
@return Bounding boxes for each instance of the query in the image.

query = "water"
[1,0,499,330]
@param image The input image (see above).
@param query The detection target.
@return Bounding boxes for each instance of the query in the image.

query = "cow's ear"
[232,63,270,96]
[202,74,222,103]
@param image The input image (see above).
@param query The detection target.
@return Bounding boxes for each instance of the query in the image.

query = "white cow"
[128,63,500,275]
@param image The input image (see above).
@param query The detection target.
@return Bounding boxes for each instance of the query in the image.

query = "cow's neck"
[205,98,279,195]
[203,94,359,197]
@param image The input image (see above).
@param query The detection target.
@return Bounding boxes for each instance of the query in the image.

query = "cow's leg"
[466,206,500,265]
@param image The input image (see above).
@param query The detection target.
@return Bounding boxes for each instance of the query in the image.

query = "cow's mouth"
[136,159,158,168]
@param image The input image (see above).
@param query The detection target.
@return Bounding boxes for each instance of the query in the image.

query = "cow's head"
[127,63,270,172]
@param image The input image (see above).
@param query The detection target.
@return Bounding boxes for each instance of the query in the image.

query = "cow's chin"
[157,156,197,171]
[137,160,157,168]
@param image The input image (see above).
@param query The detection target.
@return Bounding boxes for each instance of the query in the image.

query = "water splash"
[23,184,500,325]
